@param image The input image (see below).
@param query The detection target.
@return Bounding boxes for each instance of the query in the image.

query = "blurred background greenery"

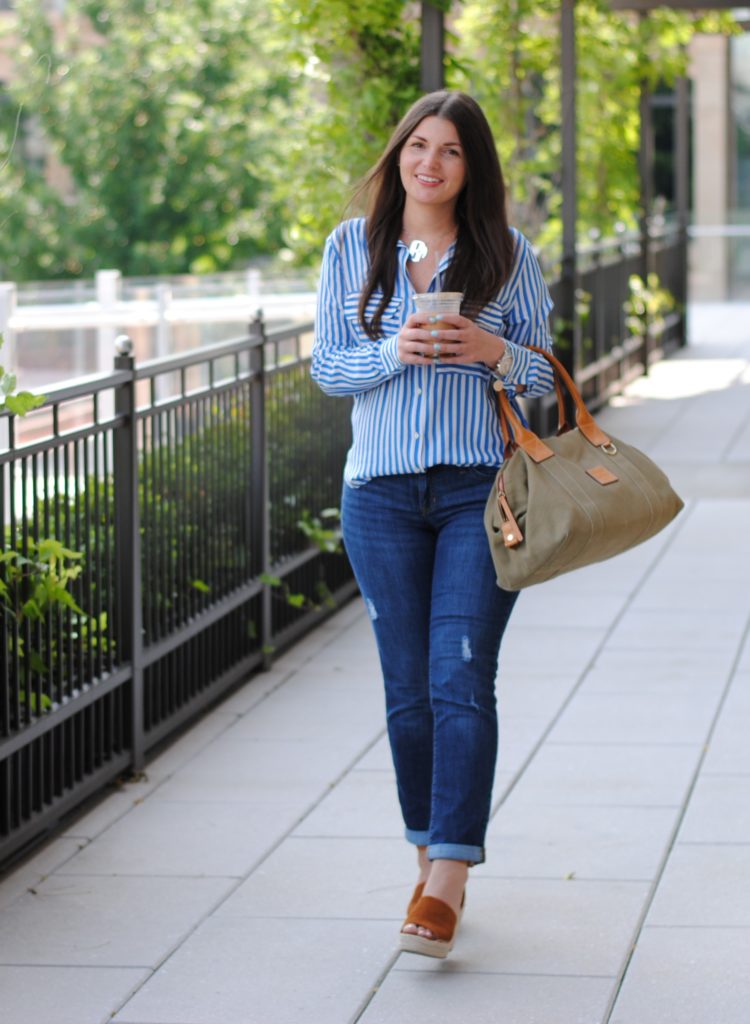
[0,0,738,280]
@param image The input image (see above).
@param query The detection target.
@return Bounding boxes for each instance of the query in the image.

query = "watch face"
[497,352,512,375]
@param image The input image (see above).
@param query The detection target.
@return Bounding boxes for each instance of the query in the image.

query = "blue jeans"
[341,465,519,865]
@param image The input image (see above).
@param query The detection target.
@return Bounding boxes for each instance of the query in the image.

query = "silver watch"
[495,345,513,377]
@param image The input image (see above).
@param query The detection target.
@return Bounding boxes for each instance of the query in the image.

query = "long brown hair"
[354,91,515,340]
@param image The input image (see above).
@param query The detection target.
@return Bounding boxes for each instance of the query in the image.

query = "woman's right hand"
[397,312,459,365]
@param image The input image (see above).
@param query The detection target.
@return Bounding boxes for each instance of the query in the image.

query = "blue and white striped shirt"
[312,217,554,486]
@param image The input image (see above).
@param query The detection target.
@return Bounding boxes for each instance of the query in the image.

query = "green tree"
[0,0,739,279]
[266,0,425,261]
[1,0,295,277]
[0,100,76,277]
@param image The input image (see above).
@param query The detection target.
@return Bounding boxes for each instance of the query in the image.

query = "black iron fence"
[0,225,687,869]
[531,222,686,433]
[0,317,356,867]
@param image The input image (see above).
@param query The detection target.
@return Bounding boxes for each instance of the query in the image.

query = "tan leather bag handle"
[494,345,613,463]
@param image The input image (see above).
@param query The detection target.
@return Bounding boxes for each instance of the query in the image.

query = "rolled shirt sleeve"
[494,234,555,399]
[312,230,406,396]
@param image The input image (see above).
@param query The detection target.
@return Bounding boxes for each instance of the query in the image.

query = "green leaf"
[21,598,43,621]
[190,579,211,593]
[29,651,49,676]
[3,392,45,416]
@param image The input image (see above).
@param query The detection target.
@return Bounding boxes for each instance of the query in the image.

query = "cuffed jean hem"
[405,827,431,847]
[405,830,485,865]
[428,843,485,866]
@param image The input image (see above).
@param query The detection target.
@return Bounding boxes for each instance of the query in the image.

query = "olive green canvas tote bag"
[484,346,684,591]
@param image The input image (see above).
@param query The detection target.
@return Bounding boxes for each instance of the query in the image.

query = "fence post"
[638,34,654,375]
[249,314,272,668]
[420,2,444,92]
[113,335,145,770]
[674,73,690,349]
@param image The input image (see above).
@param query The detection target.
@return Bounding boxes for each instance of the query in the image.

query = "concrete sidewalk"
[1,302,749,1024]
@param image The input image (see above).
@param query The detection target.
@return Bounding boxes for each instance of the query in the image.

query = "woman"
[312,90,554,958]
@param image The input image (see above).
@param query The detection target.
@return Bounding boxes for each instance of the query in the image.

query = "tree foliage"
[1,0,295,277]
[264,0,424,261]
[0,0,740,280]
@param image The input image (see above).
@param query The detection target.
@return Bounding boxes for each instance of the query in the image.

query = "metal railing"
[0,224,689,869]
[530,222,686,434]
[0,316,356,868]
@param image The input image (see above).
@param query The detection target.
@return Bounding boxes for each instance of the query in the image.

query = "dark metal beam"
[559,0,578,380]
[674,74,690,344]
[638,24,655,371]
[421,2,444,92]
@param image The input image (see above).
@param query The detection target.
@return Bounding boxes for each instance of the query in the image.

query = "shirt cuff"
[492,339,529,384]
[380,333,404,375]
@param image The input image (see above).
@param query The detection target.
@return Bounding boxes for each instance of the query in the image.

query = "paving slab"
[60,786,153,843]
[497,673,583,718]
[547,687,721,746]
[111,917,396,1024]
[0,835,85,913]
[701,670,750,774]
[58,797,304,879]
[0,874,232,968]
[499,624,608,676]
[496,711,560,773]
[580,660,730,695]
[510,587,629,629]
[674,772,750,843]
[603,605,747,653]
[483,799,679,882]
[0,965,151,1024]
[586,644,738,682]
[360,970,614,1024]
[646,843,750,928]
[217,835,413,921]
[608,926,750,1024]
[511,741,701,808]
[292,768,403,839]
[225,671,384,742]
[152,731,374,804]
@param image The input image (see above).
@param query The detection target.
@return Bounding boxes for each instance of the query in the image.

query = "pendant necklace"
[404,230,456,264]
[407,239,429,263]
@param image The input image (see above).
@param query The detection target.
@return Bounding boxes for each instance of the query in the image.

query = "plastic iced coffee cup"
[414,292,463,329]
[414,292,463,361]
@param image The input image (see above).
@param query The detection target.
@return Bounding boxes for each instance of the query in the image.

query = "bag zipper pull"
[496,476,524,548]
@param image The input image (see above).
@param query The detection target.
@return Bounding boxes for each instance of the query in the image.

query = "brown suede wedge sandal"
[398,894,464,959]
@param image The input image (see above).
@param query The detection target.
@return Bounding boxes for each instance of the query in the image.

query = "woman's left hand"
[426,314,506,369]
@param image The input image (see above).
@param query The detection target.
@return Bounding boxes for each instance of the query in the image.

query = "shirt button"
[414,432,420,439]
[416,387,422,395]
